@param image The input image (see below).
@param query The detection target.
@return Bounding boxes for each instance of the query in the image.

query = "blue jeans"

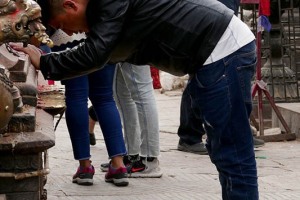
[187,41,258,199]
[114,63,160,157]
[63,64,127,160]
[177,0,240,146]
[177,84,205,145]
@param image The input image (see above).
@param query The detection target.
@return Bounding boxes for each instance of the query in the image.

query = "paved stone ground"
[45,90,300,200]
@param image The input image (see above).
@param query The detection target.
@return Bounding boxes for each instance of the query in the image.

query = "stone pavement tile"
[45,90,300,200]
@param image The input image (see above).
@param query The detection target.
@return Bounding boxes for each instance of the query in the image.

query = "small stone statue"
[0,0,53,133]
[0,0,53,47]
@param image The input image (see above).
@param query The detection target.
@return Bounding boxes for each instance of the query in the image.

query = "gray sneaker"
[129,158,163,178]
[177,141,208,155]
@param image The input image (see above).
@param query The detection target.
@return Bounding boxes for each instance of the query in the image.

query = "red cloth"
[48,80,55,85]
[260,0,270,16]
[150,66,161,89]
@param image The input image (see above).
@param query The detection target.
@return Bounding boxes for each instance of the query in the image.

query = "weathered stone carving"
[0,0,53,47]
[0,0,54,132]
[0,1,55,199]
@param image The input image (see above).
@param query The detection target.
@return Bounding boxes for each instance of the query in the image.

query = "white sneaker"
[129,158,163,178]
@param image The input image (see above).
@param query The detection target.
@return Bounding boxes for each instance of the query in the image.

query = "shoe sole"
[72,178,94,186]
[254,144,264,148]
[100,167,108,172]
[177,146,208,155]
[129,171,163,178]
[105,177,129,186]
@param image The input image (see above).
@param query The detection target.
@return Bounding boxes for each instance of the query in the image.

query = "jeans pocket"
[236,54,257,103]
[195,60,227,89]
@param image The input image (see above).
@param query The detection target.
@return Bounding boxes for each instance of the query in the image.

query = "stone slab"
[0,177,40,193]
[272,103,300,138]
[0,109,55,153]
[0,153,41,172]
[7,106,36,133]
[5,192,39,200]
[14,64,38,107]
[8,58,29,83]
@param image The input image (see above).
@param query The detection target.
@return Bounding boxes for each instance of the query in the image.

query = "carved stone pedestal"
[0,109,55,200]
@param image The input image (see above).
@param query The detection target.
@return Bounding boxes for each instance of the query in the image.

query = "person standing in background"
[90,62,162,178]
[50,31,129,187]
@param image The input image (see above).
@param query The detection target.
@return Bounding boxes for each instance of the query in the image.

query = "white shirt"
[204,15,256,65]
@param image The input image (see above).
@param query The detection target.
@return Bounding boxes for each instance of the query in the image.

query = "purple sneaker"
[105,164,129,186]
[72,165,95,185]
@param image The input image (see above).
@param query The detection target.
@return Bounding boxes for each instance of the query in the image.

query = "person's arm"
[15,0,129,81]
[9,43,42,68]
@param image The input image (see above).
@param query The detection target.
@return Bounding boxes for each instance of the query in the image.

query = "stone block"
[272,103,300,138]
[14,65,38,107]
[0,177,40,193]
[0,153,41,172]
[7,106,36,133]
[5,191,39,200]
[0,109,55,154]
[8,58,29,82]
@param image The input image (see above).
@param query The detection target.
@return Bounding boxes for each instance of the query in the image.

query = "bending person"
[13,0,259,198]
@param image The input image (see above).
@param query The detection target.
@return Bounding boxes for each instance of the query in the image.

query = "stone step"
[7,106,36,133]
[272,102,300,138]
[8,57,29,82]
[252,102,297,142]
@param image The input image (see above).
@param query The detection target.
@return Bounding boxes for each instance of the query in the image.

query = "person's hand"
[9,43,42,70]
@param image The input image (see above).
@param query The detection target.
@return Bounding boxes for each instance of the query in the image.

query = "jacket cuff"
[40,55,50,80]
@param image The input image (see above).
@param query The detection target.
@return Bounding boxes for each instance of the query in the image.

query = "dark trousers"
[177,0,241,145]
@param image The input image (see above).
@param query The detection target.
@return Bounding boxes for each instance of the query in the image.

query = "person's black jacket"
[40,0,234,80]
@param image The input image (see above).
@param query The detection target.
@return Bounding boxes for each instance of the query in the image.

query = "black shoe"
[89,133,96,146]
[100,154,139,172]
[129,157,163,178]
[177,140,208,155]
[127,159,146,174]
[253,137,265,148]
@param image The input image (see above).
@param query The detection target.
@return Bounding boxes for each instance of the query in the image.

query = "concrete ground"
[45,90,300,200]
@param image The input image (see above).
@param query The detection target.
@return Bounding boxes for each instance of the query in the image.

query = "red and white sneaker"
[72,165,95,185]
[105,164,129,187]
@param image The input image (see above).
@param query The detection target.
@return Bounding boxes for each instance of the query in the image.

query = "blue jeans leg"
[63,75,90,160]
[188,41,258,200]
[63,64,127,160]
[177,84,205,145]
[88,64,127,158]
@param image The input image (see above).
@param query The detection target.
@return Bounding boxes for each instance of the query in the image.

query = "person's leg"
[99,64,142,173]
[177,85,207,154]
[117,63,160,157]
[63,76,94,185]
[88,106,97,145]
[177,0,239,154]
[88,64,128,186]
[116,63,162,178]
[114,64,141,156]
[188,41,258,199]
